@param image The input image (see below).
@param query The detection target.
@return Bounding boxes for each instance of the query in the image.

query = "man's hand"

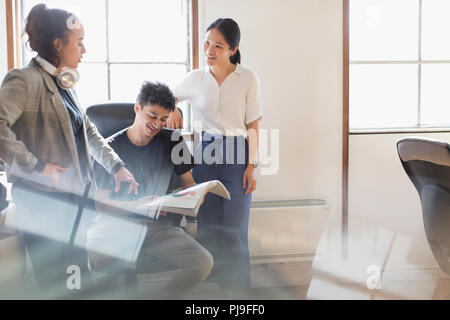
[40,163,68,185]
[159,210,167,217]
[199,195,206,207]
[114,166,139,195]
[166,107,184,129]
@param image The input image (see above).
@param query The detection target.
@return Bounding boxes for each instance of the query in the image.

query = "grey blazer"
[0,59,123,195]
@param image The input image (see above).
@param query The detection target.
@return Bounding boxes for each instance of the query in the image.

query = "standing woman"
[0,4,138,298]
[168,18,262,294]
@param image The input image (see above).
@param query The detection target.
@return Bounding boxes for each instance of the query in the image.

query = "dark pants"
[193,134,252,289]
[22,232,92,299]
[12,182,92,299]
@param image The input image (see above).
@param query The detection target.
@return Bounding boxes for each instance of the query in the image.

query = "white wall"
[199,0,342,200]
[0,1,8,81]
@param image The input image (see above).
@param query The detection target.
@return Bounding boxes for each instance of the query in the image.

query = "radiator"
[249,199,330,264]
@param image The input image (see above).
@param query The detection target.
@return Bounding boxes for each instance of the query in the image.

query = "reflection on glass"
[350,0,419,61]
[350,64,418,129]
[109,64,186,102]
[22,0,107,62]
[76,63,108,109]
[421,64,450,126]
[108,0,188,63]
[421,0,450,60]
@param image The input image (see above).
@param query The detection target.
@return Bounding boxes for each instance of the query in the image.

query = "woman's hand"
[166,107,184,129]
[242,165,257,196]
[40,163,68,185]
[113,166,140,195]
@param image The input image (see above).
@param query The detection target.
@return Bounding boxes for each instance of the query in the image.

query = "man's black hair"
[137,81,176,111]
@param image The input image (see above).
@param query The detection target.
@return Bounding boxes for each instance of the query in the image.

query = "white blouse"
[172,64,262,137]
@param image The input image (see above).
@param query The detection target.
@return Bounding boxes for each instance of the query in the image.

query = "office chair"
[86,102,186,295]
[397,137,450,275]
[0,182,8,212]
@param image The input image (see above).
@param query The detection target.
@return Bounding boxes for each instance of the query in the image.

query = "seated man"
[88,81,213,299]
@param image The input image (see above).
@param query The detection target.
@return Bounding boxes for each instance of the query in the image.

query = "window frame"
[5,0,19,71]
[17,0,198,95]
[342,0,450,261]
[347,0,450,134]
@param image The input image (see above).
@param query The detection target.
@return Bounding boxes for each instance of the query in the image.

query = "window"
[349,0,450,131]
[20,0,195,131]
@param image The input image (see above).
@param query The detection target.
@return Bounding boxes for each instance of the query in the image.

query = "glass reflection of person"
[167,18,263,297]
[0,4,138,298]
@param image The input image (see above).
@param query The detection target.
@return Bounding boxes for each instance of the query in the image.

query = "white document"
[135,180,230,217]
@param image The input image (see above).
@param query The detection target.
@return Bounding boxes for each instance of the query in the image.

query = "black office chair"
[0,182,8,212]
[86,102,186,296]
[397,137,450,275]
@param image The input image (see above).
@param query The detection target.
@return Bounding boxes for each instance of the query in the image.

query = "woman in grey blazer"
[0,4,138,298]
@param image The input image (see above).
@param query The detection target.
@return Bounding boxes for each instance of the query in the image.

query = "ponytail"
[230,48,241,64]
[24,4,73,67]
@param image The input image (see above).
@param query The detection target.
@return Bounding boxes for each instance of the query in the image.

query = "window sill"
[350,127,450,135]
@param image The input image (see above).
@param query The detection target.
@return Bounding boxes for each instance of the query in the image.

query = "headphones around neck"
[35,56,79,90]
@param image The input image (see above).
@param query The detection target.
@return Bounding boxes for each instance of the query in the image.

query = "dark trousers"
[12,182,92,299]
[22,232,91,298]
[193,134,252,289]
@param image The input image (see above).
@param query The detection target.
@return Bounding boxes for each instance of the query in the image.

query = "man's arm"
[178,170,195,188]
[177,171,208,213]
[93,159,149,218]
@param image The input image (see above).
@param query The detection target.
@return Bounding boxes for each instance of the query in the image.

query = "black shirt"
[94,128,195,223]
[52,77,90,180]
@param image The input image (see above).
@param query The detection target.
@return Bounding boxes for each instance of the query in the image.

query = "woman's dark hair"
[24,3,74,67]
[137,81,176,112]
[207,18,241,64]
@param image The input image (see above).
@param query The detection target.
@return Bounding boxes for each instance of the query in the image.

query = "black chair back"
[86,103,183,139]
[86,103,135,138]
[397,137,450,274]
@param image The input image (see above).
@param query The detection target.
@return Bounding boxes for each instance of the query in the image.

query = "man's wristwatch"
[249,160,259,168]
